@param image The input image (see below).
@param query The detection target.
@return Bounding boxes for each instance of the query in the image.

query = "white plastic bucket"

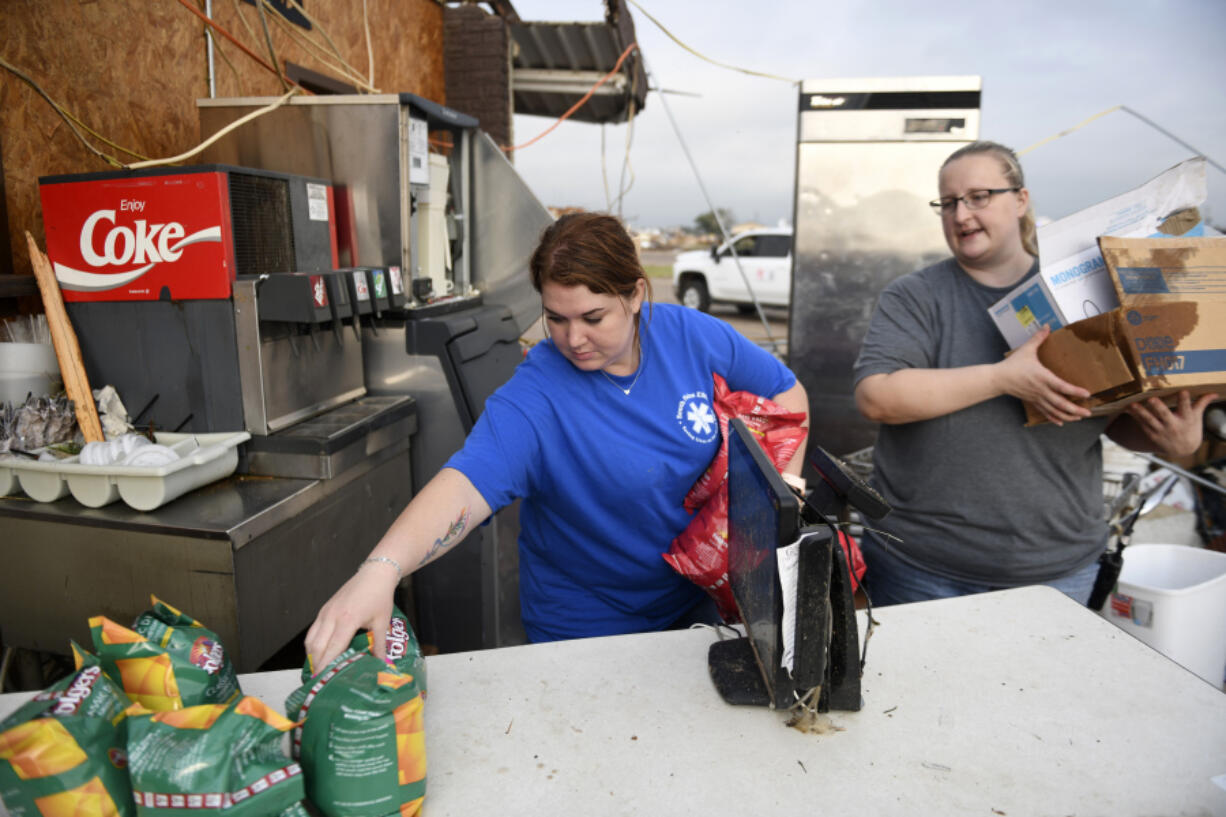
[1101,543,1226,687]
[0,342,59,403]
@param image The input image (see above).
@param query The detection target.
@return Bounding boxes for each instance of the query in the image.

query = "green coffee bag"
[0,645,134,817]
[346,606,428,695]
[125,696,307,816]
[286,649,426,817]
[90,596,240,711]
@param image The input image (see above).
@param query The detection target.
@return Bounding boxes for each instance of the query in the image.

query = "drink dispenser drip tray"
[243,395,416,480]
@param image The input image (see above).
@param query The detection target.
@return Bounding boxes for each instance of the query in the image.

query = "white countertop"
[3,586,1225,816]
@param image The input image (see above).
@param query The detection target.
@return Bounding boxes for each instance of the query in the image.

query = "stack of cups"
[0,342,60,404]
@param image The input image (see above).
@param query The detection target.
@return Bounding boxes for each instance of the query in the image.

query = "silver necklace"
[600,346,645,396]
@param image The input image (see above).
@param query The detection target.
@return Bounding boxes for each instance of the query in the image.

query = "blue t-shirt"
[446,303,796,641]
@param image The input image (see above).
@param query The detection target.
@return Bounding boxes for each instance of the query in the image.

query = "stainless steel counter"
[0,440,413,673]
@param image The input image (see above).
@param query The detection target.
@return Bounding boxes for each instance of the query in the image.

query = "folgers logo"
[189,637,225,675]
[38,170,235,302]
[49,666,104,717]
[386,616,410,661]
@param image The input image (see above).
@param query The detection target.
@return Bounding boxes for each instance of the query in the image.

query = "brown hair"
[530,212,651,302]
[941,141,1038,257]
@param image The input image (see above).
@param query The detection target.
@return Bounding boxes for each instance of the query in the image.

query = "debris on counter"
[1,394,78,454]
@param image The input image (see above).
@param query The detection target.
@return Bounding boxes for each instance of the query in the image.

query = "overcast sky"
[506,0,1226,232]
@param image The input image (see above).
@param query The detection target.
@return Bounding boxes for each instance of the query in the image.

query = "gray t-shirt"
[852,257,1110,585]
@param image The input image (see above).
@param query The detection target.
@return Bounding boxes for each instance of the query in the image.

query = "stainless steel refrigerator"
[788,75,981,459]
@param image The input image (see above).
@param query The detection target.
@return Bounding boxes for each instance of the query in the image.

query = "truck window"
[732,236,758,257]
[757,235,791,258]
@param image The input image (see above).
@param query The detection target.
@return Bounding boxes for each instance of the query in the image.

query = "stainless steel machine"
[788,76,981,458]
[1,167,418,673]
[198,94,553,652]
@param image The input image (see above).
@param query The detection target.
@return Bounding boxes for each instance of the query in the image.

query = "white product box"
[990,157,1207,348]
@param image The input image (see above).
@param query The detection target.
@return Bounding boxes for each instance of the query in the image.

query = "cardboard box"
[991,158,1207,349]
[1024,235,1226,425]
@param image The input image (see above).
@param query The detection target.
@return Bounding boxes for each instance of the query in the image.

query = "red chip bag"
[683,373,807,513]
[665,373,808,621]
[663,491,735,619]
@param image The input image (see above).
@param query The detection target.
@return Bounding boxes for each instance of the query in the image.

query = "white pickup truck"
[671,227,793,312]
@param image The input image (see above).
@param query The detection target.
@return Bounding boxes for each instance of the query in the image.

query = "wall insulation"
[0,0,445,282]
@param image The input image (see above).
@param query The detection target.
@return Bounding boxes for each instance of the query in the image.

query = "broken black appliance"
[709,418,891,712]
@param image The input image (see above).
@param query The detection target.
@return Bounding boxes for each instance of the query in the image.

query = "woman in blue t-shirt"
[307,212,808,667]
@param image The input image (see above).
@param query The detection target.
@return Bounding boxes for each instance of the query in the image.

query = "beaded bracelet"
[361,555,403,579]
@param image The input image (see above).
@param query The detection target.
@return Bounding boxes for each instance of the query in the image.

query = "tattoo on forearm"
[419,508,470,565]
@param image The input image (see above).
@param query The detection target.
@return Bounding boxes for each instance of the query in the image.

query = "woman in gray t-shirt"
[852,141,1215,606]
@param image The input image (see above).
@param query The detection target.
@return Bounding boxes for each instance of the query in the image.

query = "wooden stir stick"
[25,231,105,443]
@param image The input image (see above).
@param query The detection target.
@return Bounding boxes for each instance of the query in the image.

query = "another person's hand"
[1125,391,1219,459]
[993,326,1091,425]
[304,559,400,673]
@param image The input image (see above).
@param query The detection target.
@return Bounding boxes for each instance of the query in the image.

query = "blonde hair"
[942,141,1038,257]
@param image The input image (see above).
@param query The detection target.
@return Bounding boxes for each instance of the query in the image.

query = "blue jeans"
[861,534,1102,608]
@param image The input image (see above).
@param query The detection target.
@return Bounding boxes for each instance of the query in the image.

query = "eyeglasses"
[929,187,1021,214]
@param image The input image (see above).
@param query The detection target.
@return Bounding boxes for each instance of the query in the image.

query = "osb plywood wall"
[0,0,445,287]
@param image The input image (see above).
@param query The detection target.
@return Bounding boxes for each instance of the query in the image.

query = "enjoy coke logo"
[54,208,223,292]
[79,210,192,266]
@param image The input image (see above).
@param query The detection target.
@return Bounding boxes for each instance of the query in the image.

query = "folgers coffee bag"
[286,649,426,817]
[125,697,308,816]
[347,606,428,695]
[0,647,134,817]
[90,597,240,711]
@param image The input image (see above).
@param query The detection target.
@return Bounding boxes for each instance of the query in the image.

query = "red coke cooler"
[38,165,339,302]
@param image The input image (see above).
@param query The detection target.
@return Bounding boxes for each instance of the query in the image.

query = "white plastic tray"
[0,459,18,497]
[0,431,250,511]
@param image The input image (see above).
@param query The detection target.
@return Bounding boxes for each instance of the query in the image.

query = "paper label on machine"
[39,171,234,302]
[311,275,328,307]
[306,182,330,221]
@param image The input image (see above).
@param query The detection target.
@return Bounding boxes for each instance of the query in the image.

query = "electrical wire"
[230,0,263,59]
[282,0,360,81]
[1017,105,1121,156]
[1118,105,1225,176]
[211,13,247,95]
[125,87,300,169]
[601,124,613,211]
[255,0,291,92]
[176,0,300,89]
[612,53,640,220]
[0,55,143,166]
[646,54,781,352]
[1020,104,1224,176]
[503,42,639,153]
[625,0,798,84]
[261,2,377,91]
[363,0,375,90]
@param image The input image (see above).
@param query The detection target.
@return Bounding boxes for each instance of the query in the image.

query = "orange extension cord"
[175,0,304,91]
[503,42,638,153]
